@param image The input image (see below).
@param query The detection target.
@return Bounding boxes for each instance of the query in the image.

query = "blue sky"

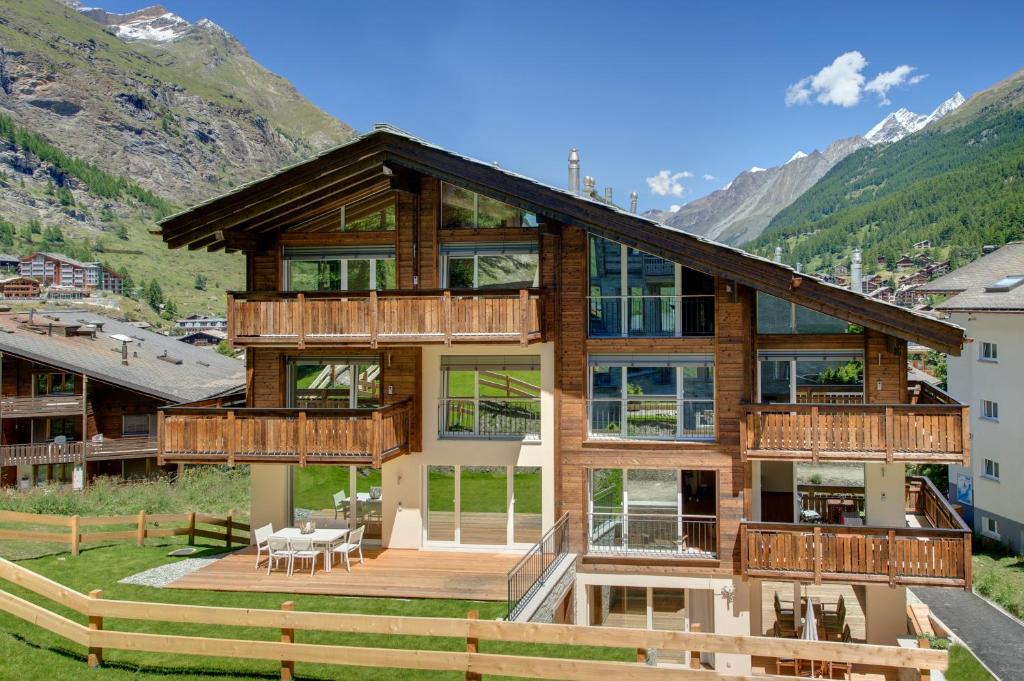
[100,1,1023,212]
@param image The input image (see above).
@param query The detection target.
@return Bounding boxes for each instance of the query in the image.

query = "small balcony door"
[288,358,380,410]
[757,352,864,405]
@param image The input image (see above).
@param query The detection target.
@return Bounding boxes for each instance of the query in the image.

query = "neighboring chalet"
[175,314,228,332]
[0,254,20,272]
[18,253,124,294]
[155,126,970,670]
[177,329,227,347]
[0,310,243,489]
[0,276,41,299]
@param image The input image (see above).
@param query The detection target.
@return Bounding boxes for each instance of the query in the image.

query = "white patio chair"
[332,525,365,572]
[333,490,348,520]
[253,523,274,568]
[265,536,294,575]
[289,536,322,576]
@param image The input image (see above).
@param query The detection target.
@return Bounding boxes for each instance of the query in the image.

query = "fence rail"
[0,394,86,417]
[0,556,948,679]
[158,401,412,467]
[0,510,248,556]
[228,288,543,348]
[587,512,718,559]
[741,402,969,465]
[506,512,572,621]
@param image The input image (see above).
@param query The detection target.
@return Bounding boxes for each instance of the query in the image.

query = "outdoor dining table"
[271,527,349,573]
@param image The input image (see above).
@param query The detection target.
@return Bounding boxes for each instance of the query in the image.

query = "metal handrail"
[506,512,572,621]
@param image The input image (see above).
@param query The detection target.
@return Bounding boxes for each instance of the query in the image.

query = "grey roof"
[0,310,244,403]
[0,253,19,262]
[36,252,91,268]
[918,242,1024,311]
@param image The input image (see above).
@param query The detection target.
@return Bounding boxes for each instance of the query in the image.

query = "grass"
[0,540,627,680]
[946,644,996,681]
[972,545,1024,620]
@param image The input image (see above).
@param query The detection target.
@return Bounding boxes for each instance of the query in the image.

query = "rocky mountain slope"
[0,0,354,319]
[748,69,1024,275]
[647,93,964,246]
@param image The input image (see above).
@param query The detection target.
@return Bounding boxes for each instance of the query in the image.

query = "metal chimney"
[121,340,129,366]
[629,191,638,214]
[796,262,803,273]
[603,187,613,203]
[568,148,580,195]
[851,248,863,293]
[583,176,596,197]
[774,246,783,263]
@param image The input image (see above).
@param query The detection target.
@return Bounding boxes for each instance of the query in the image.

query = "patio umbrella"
[802,595,819,678]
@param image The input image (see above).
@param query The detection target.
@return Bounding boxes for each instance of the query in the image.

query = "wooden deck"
[759,581,867,640]
[752,656,897,680]
[169,545,520,601]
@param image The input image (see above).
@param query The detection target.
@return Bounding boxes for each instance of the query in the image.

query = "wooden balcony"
[741,477,972,589]
[0,394,86,418]
[0,437,160,468]
[157,400,413,467]
[227,288,543,348]
[740,402,969,465]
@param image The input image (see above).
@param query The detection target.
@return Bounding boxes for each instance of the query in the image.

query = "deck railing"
[587,512,718,560]
[0,394,86,417]
[439,398,541,439]
[228,288,543,348]
[741,402,969,464]
[0,437,160,468]
[741,480,972,589]
[158,400,412,467]
[506,512,572,621]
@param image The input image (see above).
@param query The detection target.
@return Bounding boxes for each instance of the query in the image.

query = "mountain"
[748,69,1024,276]
[646,93,965,246]
[0,0,354,321]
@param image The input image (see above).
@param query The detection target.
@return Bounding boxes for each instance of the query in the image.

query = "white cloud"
[646,170,689,197]
[864,65,928,104]
[787,52,924,108]
[702,173,715,181]
[669,204,682,212]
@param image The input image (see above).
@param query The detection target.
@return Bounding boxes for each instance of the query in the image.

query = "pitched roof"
[158,125,967,355]
[0,311,244,403]
[918,242,1024,311]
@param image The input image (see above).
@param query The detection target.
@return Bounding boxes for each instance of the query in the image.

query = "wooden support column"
[226,508,234,548]
[157,410,165,465]
[70,514,80,557]
[960,406,970,466]
[369,290,379,349]
[136,510,146,547]
[87,589,103,668]
[813,526,822,584]
[187,511,196,545]
[371,410,383,468]
[465,609,481,681]
[519,289,529,346]
[226,410,236,466]
[296,293,306,350]
[226,293,235,349]
[281,600,295,681]
[298,411,307,468]
[885,407,894,463]
[888,529,898,587]
[810,406,819,464]
[919,636,931,680]
[443,290,453,346]
[963,531,973,591]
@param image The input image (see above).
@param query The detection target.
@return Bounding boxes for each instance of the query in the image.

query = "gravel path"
[119,554,227,588]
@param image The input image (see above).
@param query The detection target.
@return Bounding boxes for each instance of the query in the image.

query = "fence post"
[519,289,529,346]
[87,589,103,668]
[636,648,647,664]
[369,290,379,349]
[70,514,80,557]
[372,409,383,468]
[298,411,307,468]
[280,600,295,681]
[888,528,898,587]
[136,510,146,547]
[296,293,306,350]
[443,290,453,346]
[226,509,234,547]
[690,622,701,669]
[226,410,236,467]
[813,526,822,585]
[466,609,481,681]
[187,511,196,545]
[918,636,931,680]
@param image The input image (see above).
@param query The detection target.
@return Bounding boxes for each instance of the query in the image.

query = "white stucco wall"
[864,463,905,527]
[249,463,291,535]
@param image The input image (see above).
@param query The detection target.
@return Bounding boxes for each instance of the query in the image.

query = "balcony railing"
[507,512,573,621]
[0,394,85,418]
[741,402,969,465]
[439,398,540,439]
[227,288,543,348]
[587,512,718,560]
[742,477,971,589]
[587,295,714,338]
[588,399,715,441]
[0,437,160,468]
[158,400,412,467]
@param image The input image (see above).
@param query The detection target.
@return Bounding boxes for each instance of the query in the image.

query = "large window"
[588,356,714,440]
[588,235,714,337]
[284,248,396,292]
[441,182,538,229]
[758,352,864,404]
[288,358,380,409]
[342,202,395,232]
[756,292,855,334]
[441,243,538,289]
[122,414,151,437]
[440,356,540,439]
[587,468,717,558]
[36,372,76,395]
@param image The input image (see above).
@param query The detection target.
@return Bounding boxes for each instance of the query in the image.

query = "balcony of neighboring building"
[741,475,971,589]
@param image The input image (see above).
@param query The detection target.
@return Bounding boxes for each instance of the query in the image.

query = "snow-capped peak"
[77,4,235,44]
[864,92,966,145]
[927,92,966,122]
[749,166,766,173]
[786,150,808,164]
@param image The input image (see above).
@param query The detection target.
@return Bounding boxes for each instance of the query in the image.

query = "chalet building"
[18,253,124,294]
[0,254,20,272]
[876,255,888,267]
[0,276,41,299]
[0,310,243,489]
[156,126,971,670]
[895,255,915,271]
[175,314,228,332]
[177,329,227,347]
[913,240,932,250]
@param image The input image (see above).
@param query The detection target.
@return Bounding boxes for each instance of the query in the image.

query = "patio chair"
[774,592,794,618]
[822,597,847,639]
[333,490,348,520]
[827,625,854,679]
[288,536,322,576]
[253,523,274,568]
[772,622,800,675]
[332,525,365,572]
[265,536,295,576]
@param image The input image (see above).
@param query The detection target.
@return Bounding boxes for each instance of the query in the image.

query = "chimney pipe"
[629,191,638,214]
[121,340,129,366]
[851,248,863,293]
[774,246,783,264]
[603,187,613,203]
[583,176,596,197]
[568,148,580,195]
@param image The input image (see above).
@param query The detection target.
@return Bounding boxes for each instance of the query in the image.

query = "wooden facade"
[157,127,971,593]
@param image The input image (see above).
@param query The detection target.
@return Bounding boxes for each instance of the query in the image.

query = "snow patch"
[786,150,808,164]
[749,166,766,173]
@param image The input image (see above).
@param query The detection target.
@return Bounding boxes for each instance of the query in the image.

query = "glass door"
[459,466,508,545]
[289,359,380,409]
[426,466,456,542]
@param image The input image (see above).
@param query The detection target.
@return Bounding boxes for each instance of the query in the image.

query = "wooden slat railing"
[158,400,412,467]
[0,437,160,467]
[740,402,969,465]
[0,394,86,417]
[0,557,949,678]
[228,288,543,348]
[905,475,966,531]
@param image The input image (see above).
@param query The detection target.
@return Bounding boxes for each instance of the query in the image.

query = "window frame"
[979,342,998,362]
[981,399,999,421]
[122,413,152,438]
[282,249,397,292]
[982,516,1000,539]
[983,458,1001,481]
[440,244,539,290]
[439,358,541,441]
[439,181,538,229]
[756,291,857,335]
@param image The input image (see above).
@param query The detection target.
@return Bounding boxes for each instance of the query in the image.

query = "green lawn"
[972,547,1024,620]
[0,539,627,680]
[946,644,996,681]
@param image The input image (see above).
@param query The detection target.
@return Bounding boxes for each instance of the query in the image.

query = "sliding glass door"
[757,352,864,404]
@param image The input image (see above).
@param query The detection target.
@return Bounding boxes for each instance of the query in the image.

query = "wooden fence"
[0,510,249,556]
[0,557,947,680]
